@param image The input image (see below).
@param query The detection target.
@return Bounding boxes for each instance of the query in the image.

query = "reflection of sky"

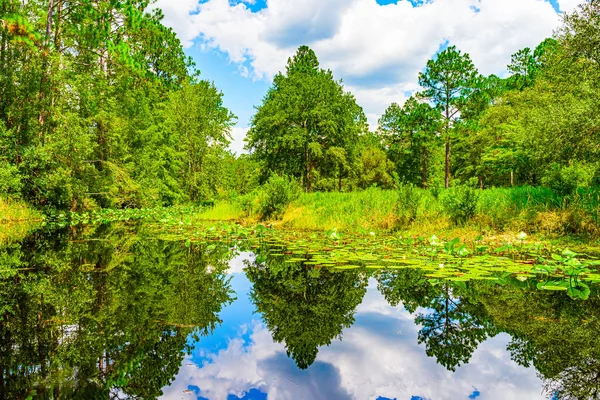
[161,257,545,400]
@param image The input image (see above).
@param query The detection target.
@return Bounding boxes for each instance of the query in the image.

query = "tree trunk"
[338,172,342,192]
[510,170,514,186]
[479,175,483,189]
[444,138,450,189]
[38,0,54,137]
[422,149,428,189]
[304,146,310,193]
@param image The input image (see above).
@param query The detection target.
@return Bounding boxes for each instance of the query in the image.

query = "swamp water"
[1,224,600,399]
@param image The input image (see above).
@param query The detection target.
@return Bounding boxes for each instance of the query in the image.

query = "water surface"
[1,225,598,399]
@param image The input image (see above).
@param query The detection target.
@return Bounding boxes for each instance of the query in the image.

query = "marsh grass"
[216,186,600,238]
[196,202,244,221]
[0,197,42,243]
[0,197,41,223]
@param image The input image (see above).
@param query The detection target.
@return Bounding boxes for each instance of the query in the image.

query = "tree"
[0,1,235,210]
[506,38,558,91]
[161,79,235,202]
[418,46,479,188]
[557,0,600,64]
[379,96,442,188]
[246,46,367,192]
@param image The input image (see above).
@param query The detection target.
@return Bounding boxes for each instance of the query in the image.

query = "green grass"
[0,197,42,243]
[204,186,600,241]
[0,197,41,223]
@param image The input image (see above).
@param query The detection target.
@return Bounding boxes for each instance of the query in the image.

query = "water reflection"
[1,226,600,399]
[0,225,235,399]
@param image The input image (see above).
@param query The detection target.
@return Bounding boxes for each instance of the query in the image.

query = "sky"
[151,0,583,154]
[159,254,547,400]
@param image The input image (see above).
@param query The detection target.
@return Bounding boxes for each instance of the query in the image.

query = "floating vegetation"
[121,219,600,300]
[43,205,209,228]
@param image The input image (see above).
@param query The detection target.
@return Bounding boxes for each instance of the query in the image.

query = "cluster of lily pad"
[49,209,600,300]
[43,206,207,228]
[164,223,600,300]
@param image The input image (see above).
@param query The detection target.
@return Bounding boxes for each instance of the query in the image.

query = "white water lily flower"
[430,235,440,246]
[439,263,444,269]
[516,276,527,282]
[369,231,375,236]
[517,232,528,241]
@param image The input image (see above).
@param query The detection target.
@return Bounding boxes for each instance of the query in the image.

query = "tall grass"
[0,197,41,223]
[0,197,42,243]
[210,185,600,238]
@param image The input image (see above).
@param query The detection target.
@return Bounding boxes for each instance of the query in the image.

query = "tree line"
[247,0,600,195]
[1,1,599,211]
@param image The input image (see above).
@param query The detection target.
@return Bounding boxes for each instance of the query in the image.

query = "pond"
[1,224,599,399]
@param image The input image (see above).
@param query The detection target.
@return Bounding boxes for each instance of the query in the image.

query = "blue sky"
[153,0,579,154]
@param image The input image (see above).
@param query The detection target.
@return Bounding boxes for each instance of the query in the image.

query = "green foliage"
[0,1,235,211]
[357,147,395,189]
[246,46,367,192]
[442,182,480,225]
[379,97,442,187]
[0,161,22,196]
[542,162,596,196]
[395,183,421,226]
[258,174,301,220]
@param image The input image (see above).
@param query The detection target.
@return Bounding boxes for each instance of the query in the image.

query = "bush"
[442,183,480,225]
[0,162,23,197]
[258,174,301,220]
[395,183,421,227]
[236,191,258,217]
[542,162,596,196]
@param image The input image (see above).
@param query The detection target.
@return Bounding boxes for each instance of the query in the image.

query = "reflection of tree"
[415,283,496,371]
[543,359,600,400]
[0,224,235,398]
[377,270,496,371]
[478,286,600,400]
[246,256,368,369]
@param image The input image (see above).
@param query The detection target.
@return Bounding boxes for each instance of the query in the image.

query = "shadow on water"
[1,224,600,399]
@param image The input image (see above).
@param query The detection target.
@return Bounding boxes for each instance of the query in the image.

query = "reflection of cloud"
[228,252,254,275]
[161,288,545,400]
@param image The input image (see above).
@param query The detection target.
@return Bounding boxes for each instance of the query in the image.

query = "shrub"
[258,174,301,220]
[236,191,258,217]
[442,183,480,225]
[0,162,23,197]
[395,183,421,227]
[542,162,596,196]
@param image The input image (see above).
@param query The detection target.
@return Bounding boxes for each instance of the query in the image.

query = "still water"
[0,225,598,399]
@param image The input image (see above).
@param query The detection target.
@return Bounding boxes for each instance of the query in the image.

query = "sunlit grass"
[251,186,600,239]
[196,202,244,221]
[0,197,42,243]
[0,197,41,223]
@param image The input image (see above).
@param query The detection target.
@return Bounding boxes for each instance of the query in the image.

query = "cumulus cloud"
[153,0,564,122]
[558,0,583,13]
[229,126,249,155]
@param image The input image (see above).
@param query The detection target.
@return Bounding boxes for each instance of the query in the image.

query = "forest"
[1,0,600,236]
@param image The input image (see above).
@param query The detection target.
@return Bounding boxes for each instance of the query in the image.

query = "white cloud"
[229,126,249,155]
[154,0,563,122]
[558,0,582,13]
